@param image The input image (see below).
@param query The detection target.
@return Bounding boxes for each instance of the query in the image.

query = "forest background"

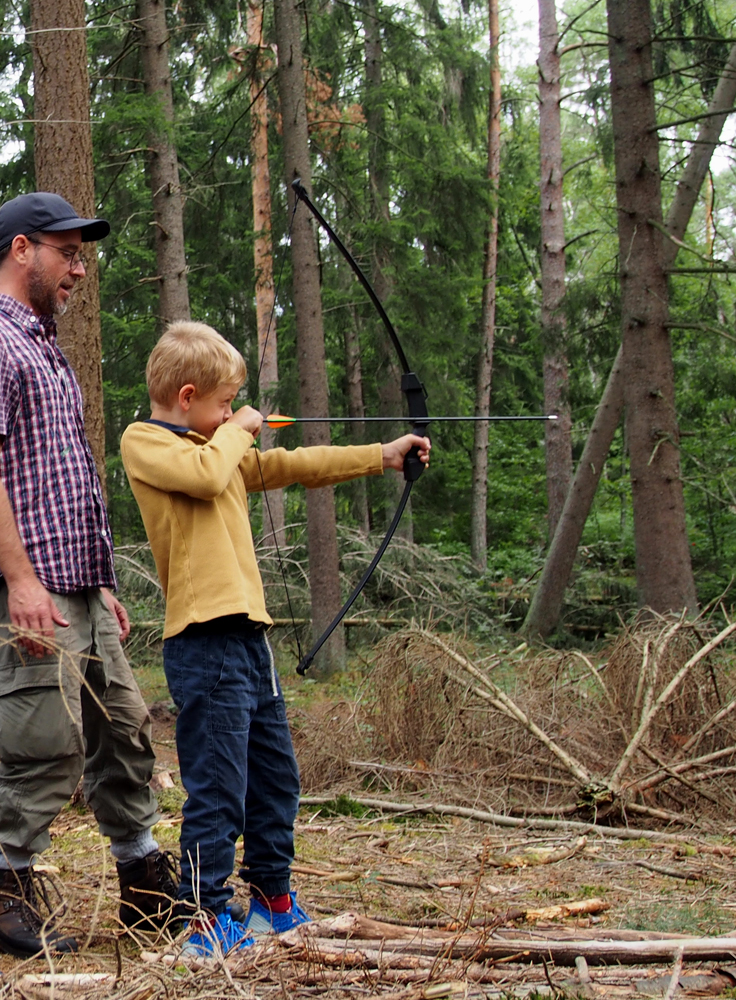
[1,0,736,667]
[2,5,736,990]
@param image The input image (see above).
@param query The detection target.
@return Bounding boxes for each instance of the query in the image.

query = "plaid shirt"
[0,294,116,593]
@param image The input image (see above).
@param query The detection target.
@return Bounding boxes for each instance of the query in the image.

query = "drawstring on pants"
[265,635,278,697]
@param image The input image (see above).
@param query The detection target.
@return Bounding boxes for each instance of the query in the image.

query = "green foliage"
[653,0,733,99]
[0,0,734,632]
[311,794,372,819]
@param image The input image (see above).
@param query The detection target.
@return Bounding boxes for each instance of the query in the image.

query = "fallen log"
[494,924,693,942]
[453,935,736,967]
[514,898,609,922]
[280,922,736,967]
[299,794,720,844]
[286,943,431,970]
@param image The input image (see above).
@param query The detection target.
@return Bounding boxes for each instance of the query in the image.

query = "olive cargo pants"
[0,586,159,856]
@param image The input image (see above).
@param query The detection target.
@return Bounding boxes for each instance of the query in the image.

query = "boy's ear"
[179,384,197,410]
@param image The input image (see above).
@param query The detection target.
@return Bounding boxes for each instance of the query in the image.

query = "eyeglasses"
[26,238,87,271]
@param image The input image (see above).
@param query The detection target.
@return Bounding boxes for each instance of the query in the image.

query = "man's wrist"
[0,560,39,588]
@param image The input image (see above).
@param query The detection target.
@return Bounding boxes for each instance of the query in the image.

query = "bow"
[290,179,429,675]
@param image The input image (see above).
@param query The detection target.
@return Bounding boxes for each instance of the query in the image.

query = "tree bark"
[538,0,572,539]
[469,0,502,571]
[30,0,106,488]
[343,286,370,535]
[664,42,736,247]
[248,0,285,547]
[274,0,344,676]
[136,0,190,327]
[522,39,736,638]
[605,0,696,612]
[362,0,407,537]
[523,353,624,638]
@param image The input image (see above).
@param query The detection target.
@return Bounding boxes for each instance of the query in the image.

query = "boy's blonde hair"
[146,321,247,405]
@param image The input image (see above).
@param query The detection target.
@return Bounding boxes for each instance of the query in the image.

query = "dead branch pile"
[19,912,736,1000]
[291,697,370,791]
[292,613,736,828]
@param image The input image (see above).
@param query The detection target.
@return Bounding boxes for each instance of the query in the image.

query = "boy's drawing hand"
[381,434,431,472]
[230,406,263,437]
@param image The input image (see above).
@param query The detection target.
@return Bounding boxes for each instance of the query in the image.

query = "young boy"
[120,321,430,957]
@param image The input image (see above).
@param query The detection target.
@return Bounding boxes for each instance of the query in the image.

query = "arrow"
[266,413,558,429]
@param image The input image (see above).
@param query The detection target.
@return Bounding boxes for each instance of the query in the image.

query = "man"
[0,192,177,957]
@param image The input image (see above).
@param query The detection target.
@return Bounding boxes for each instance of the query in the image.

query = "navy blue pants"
[163,617,300,914]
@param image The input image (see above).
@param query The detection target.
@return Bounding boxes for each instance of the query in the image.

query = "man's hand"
[101,587,130,642]
[7,577,69,658]
[381,434,431,472]
[230,405,263,438]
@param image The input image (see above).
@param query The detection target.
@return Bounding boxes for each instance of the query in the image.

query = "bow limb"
[296,482,413,675]
[290,179,429,675]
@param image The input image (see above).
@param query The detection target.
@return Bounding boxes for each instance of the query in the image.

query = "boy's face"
[185,382,242,439]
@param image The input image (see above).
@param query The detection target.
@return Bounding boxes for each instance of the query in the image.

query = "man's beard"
[28,255,71,316]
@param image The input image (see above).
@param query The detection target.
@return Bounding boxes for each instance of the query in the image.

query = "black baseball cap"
[0,192,110,251]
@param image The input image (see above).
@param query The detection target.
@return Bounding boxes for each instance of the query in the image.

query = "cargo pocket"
[0,670,84,764]
[0,612,86,765]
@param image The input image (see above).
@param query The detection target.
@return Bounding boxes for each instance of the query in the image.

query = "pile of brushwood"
[293,611,736,831]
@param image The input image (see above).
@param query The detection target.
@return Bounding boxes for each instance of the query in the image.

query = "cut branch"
[609,619,736,792]
[413,629,592,785]
[274,922,736,967]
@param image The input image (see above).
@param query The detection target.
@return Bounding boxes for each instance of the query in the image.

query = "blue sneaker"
[243,892,311,935]
[180,909,254,958]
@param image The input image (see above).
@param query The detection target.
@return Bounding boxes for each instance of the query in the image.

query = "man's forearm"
[0,478,38,585]
[0,477,69,655]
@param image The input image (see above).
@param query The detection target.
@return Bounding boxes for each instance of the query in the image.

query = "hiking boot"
[180,908,254,958]
[117,850,180,930]
[0,867,78,957]
[243,891,310,935]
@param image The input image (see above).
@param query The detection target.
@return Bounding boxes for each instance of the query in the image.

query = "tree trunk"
[522,39,736,638]
[538,0,572,539]
[663,42,736,247]
[274,0,344,676]
[30,0,106,488]
[470,0,502,572]
[362,0,407,537]
[248,0,285,547]
[344,289,370,535]
[136,0,190,327]
[523,352,624,637]
[606,0,696,612]
[330,188,369,535]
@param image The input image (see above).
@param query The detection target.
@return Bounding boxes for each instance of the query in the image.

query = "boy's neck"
[150,402,189,428]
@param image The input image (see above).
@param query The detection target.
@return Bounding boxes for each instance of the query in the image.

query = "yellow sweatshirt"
[120,419,384,638]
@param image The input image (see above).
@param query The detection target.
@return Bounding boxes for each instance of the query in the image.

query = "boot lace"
[3,868,66,932]
[154,851,180,898]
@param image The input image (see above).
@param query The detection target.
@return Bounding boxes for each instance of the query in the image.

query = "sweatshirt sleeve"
[121,421,256,500]
[239,442,384,493]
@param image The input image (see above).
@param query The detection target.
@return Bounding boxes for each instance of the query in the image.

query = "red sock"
[258,892,291,913]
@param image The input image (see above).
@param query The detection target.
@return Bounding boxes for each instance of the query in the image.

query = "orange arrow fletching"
[266,414,295,429]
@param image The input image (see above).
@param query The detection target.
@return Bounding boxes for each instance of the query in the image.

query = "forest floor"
[2,617,736,999]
